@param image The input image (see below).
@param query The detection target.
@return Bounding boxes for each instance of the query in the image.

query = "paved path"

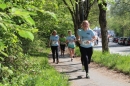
[48,53,130,86]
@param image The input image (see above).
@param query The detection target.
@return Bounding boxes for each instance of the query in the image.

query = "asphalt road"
[94,38,130,55]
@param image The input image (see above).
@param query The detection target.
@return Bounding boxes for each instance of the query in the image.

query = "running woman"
[49,30,60,64]
[77,20,96,78]
[66,30,76,61]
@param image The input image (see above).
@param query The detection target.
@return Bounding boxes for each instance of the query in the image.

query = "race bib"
[52,41,57,45]
[82,40,90,46]
[69,41,74,45]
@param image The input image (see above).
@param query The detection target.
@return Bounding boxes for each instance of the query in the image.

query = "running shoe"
[56,60,59,64]
[71,58,73,61]
[86,73,90,79]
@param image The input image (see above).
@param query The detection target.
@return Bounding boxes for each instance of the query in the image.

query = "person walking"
[66,30,76,61]
[59,34,66,57]
[77,20,96,78]
[49,30,60,64]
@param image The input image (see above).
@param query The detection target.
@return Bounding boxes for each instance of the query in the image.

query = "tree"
[98,0,109,52]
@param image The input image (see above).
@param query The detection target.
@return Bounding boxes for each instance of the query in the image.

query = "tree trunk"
[75,0,80,39]
[98,1,109,52]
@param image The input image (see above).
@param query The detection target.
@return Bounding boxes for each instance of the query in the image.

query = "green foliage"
[0,1,41,84]
[88,2,100,29]
[0,3,6,10]
[27,37,46,54]
[1,66,13,79]
[109,0,130,37]
[18,30,34,41]
[0,1,38,56]
[0,51,69,86]
[75,47,81,56]
[33,0,73,48]
[9,7,36,26]
[0,0,74,85]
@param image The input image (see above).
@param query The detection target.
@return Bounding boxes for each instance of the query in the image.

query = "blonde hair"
[81,20,90,28]
[51,30,57,35]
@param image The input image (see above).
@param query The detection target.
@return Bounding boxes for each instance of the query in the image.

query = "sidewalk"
[48,52,130,86]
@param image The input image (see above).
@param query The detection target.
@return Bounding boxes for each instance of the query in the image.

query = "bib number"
[82,40,90,45]
[52,41,57,44]
[69,41,74,45]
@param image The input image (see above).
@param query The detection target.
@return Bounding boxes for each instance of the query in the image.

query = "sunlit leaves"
[109,0,130,36]
[1,67,13,77]
[10,7,35,26]
[98,0,107,10]
[18,30,34,41]
[0,51,8,57]
[31,29,38,33]
[0,40,8,57]
[44,11,57,20]
[0,23,7,31]
[0,63,1,70]
[0,3,6,10]
[23,15,35,26]
[0,40,6,51]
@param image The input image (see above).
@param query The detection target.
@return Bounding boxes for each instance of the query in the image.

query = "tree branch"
[62,0,74,15]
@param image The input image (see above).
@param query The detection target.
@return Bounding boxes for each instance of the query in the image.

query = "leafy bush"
[0,51,69,86]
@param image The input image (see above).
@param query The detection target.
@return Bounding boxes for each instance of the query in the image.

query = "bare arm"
[58,40,60,47]
[90,36,96,42]
[77,35,81,44]
[49,40,52,47]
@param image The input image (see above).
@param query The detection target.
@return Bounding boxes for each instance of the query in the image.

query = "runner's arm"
[49,40,52,47]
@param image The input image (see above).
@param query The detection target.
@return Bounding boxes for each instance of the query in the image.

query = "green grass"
[22,57,69,86]
[0,48,69,86]
[75,47,81,56]
[22,53,69,86]
[75,47,130,75]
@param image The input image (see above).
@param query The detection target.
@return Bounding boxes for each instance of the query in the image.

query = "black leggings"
[79,46,84,66]
[51,46,59,61]
[80,46,93,73]
[60,44,66,51]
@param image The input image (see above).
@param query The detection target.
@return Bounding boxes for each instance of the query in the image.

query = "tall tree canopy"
[110,0,130,37]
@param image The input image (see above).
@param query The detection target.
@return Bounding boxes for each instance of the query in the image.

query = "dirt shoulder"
[48,53,130,86]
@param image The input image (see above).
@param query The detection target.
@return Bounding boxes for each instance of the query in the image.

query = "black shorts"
[60,44,66,51]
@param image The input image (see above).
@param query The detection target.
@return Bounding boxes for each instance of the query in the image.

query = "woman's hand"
[86,40,91,44]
